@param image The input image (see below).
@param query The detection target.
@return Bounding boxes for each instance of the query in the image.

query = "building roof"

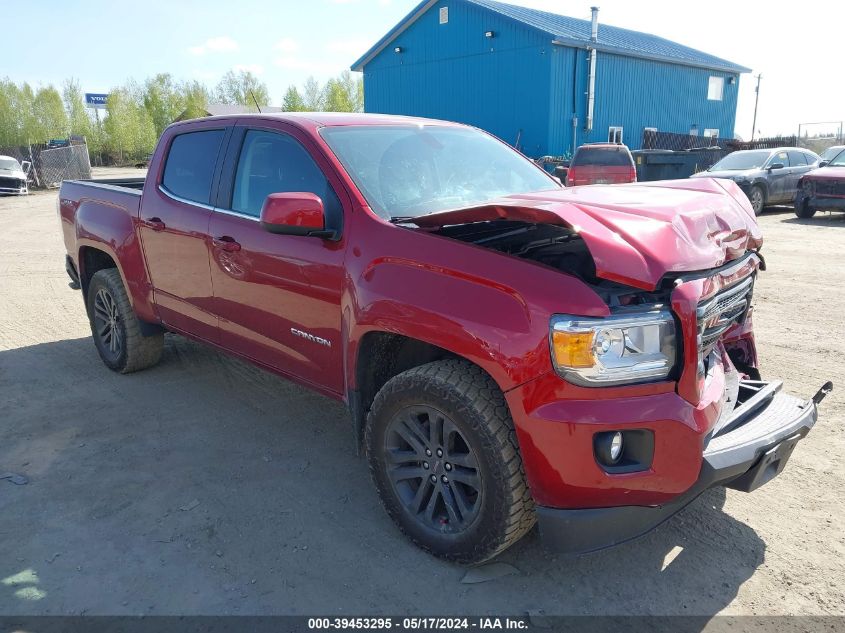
[351,0,750,74]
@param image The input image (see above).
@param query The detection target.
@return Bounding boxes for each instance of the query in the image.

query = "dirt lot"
[1,171,843,617]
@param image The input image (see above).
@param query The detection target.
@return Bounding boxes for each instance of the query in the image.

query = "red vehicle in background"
[58,113,830,563]
[795,147,845,218]
[565,143,637,186]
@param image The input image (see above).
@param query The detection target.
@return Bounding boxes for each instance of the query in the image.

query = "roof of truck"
[177,112,465,130]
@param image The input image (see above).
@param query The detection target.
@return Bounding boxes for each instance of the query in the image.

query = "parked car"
[565,143,637,186]
[690,147,819,215]
[58,114,831,563]
[0,155,30,195]
[818,145,845,167]
[795,149,845,218]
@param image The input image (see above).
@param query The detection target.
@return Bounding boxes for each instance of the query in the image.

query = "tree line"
[0,70,364,162]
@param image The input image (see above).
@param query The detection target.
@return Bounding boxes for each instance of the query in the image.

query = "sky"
[2,0,844,139]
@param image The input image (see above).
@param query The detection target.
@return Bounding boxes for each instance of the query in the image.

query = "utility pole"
[751,74,762,141]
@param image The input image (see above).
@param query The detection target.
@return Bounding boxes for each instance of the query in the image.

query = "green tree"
[104,87,155,162]
[180,80,210,120]
[0,78,21,145]
[63,79,93,140]
[282,86,307,112]
[323,78,354,113]
[143,73,184,137]
[32,86,69,142]
[302,76,324,111]
[340,70,364,113]
[214,70,269,109]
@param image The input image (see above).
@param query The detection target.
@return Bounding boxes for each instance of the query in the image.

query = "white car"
[0,155,30,195]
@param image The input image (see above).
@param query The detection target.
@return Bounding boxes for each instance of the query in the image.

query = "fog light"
[595,431,624,465]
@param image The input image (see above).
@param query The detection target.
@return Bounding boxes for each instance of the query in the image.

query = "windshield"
[708,150,771,171]
[829,150,845,167]
[0,158,21,171]
[320,125,559,219]
[822,147,845,163]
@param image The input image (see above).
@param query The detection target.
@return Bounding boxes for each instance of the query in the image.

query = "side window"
[162,130,225,204]
[788,151,806,166]
[231,129,343,230]
[771,151,789,167]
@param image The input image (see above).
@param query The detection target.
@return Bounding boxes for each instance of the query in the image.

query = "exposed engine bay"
[433,219,670,307]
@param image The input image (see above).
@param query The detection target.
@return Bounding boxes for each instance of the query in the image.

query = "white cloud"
[273,37,300,53]
[188,36,239,56]
[233,63,265,76]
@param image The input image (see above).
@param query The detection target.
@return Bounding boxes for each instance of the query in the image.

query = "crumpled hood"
[805,166,845,181]
[412,177,762,290]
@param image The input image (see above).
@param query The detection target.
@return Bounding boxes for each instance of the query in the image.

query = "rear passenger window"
[788,151,806,166]
[162,130,225,204]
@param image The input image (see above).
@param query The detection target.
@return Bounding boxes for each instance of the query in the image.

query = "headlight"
[550,309,677,386]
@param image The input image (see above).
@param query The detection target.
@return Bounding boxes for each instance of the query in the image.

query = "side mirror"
[769,163,784,170]
[259,192,336,239]
[20,161,31,174]
[819,160,830,168]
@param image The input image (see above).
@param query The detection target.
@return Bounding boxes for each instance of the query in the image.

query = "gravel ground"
[0,172,843,617]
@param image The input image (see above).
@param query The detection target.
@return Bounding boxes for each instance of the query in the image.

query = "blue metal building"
[351,0,750,157]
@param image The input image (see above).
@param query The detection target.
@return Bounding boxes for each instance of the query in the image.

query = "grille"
[0,176,24,189]
[697,275,754,355]
[815,180,845,197]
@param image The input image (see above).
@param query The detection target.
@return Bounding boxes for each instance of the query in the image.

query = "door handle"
[142,217,166,231]
[212,236,241,252]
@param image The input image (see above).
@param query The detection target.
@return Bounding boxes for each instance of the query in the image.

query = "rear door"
[786,150,811,201]
[206,122,347,394]
[765,150,791,202]
[138,121,232,341]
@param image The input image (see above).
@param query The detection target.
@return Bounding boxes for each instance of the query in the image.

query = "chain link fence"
[797,122,844,156]
[0,140,92,189]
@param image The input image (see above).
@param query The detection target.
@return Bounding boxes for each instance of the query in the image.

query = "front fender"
[342,213,610,394]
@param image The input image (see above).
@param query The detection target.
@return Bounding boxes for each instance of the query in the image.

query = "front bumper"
[536,381,825,555]
[795,190,845,211]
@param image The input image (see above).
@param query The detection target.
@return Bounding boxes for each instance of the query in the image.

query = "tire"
[748,185,765,216]
[365,359,535,564]
[795,200,817,219]
[86,269,163,373]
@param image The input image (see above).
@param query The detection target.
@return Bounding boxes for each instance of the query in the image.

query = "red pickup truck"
[58,113,831,563]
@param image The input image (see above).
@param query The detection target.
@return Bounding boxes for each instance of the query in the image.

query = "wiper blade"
[388,216,420,224]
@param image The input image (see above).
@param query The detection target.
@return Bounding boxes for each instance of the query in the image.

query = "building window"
[608,126,623,144]
[703,128,720,140]
[439,6,448,24]
[707,76,724,101]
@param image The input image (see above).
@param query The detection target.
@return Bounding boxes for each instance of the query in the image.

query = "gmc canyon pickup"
[59,113,831,563]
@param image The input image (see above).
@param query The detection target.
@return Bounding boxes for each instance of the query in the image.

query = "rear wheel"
[748,185,765,215]
[87,269,163,373]
[365,359,535,564]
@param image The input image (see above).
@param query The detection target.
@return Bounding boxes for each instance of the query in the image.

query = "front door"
[207,125,347,394]
[139,124,231,342]
[765,150,791,203]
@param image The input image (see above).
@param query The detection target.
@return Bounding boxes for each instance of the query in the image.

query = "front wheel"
[365,359,535,564]
[87,269,163,373]
[748,185,765,216]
